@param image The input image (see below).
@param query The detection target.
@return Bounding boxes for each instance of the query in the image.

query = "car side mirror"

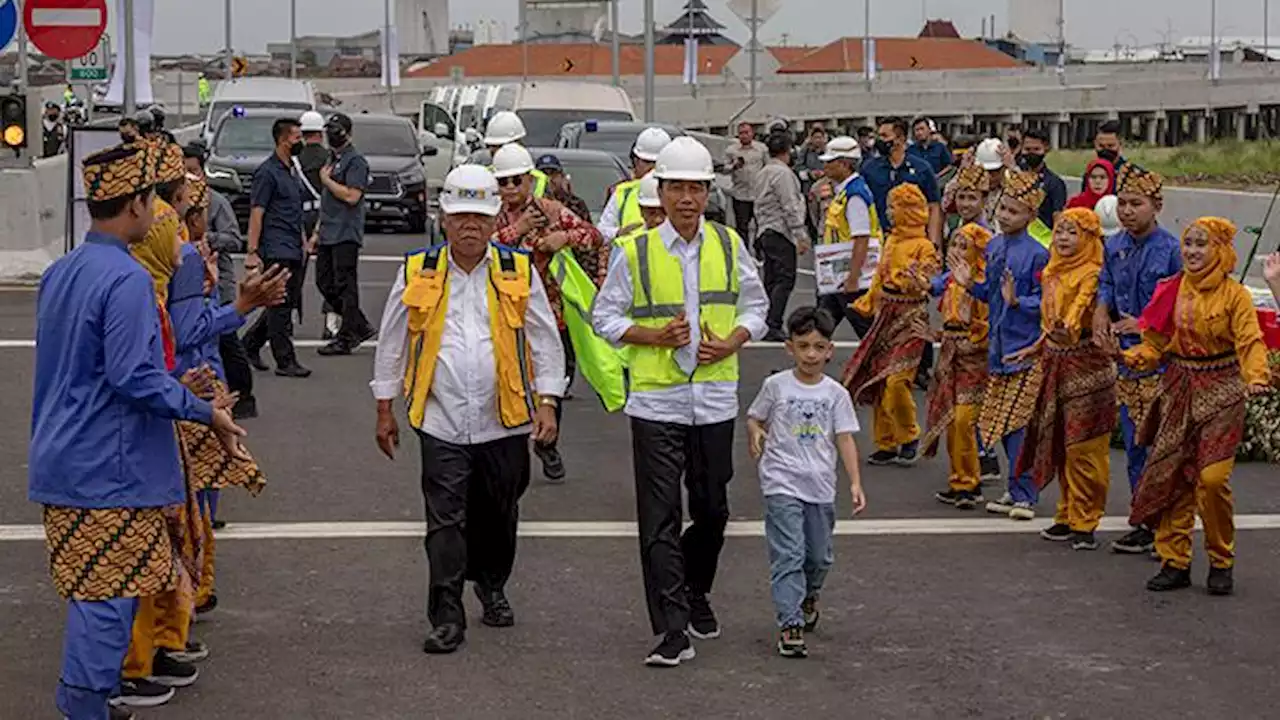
[421,145,439,157]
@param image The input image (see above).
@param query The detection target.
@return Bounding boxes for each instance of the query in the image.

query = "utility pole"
[124,0,137,114]
[1266,0,1271,62]
[225,0,233,82]
[611,0,620,87]
[290,0,297,79]
[1210,0,1220,82]
[384,0,394,111]
[863,0,871,91]
[748,0,758,104]
[643,0,654,122]
[1057,0,1066,85]
[520,0,528,82]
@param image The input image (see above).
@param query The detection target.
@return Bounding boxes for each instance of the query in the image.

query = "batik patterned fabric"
[842,294,930,406]
[921,331,989,457]
[43,506,177,601]
[177,398,266,495]
[954,164,991,193]
[977,366,1044,448]
[187,173,210,210]
[1116,374,1161,428]
[1129,355,1247,527]
[81,143,156,202]
[1115,163,1164,200]
[157,143,186,184]
[1002,169,1046,212]
[1015,343,1118,488]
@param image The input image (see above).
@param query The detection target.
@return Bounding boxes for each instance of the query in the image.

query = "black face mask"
[1020,153,1045,170]
[873,139,893,156]
[326,128,347,148]
[120,132,137,144]
[1096,148,1119,163]
[289,141,304,157]
[1005,137,1021,151]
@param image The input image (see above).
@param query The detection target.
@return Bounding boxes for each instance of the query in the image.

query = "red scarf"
[1066,158,1116,210]
[1138,274,1182,337]
[158,305,177,372]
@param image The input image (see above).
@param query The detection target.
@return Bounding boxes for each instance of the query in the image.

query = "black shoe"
[1111,526,1156,554]
[687,593,721,639]
[149,650,199,687]
[644,630,695,667]
[802,596,820,632]
[868,449,898,466]
[167,639,210,663]
[777,625,808,658]
[195,594,218,615]
[954,490,983,510]
[1039,523,1072,542]
[1207,567,1235,596]
[317,340,353,356]
[914,371,931,391]
[763,329,788,343]
[231,396,258,420]
[534,444,566,484]
[895,441,920,467]
[274,364,312,378]
[113,678,175,708]
[422,623,466,654]
[211,520,227,530]
[934,489,960,506]
[979,453,1002,483]
[354,326,377,347]
[110,706,138,720]
[475,586,515,627]
[1070,531,1100,551]
[246,347,269,372]
[1146,564,1192,592]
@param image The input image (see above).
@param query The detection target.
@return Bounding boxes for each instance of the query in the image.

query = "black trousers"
[315,242,372,345]
[418,431,531,629]
[217,326,254,401]
[244,258,304,367]
[630,417,733,636]
[543,328,574,452]
[816,290,873,339]
[759,230,797,334]
[731,199,754,245]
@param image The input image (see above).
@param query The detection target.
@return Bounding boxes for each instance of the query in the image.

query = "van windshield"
[207,101,311,130]
[518,109,632,147]
[213,116,278,153]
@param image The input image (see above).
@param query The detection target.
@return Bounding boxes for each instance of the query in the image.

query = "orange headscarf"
[887,183,929,239]
[1041,207,1104,331]
[1183,217,1238,292]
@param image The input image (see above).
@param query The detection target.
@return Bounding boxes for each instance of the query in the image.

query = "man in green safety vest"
[479,111,547,198]
[198,73,211,107]
[592,136,769,668]
[598,126,672,242]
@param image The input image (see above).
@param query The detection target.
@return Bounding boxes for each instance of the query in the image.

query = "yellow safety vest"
[613,179,643,231]
[548,249,626,412]
[1028,217,1052,249]
[492,167,548,197]
[400,243,537,429]
[619,221,740,393]
[823,177,882,245]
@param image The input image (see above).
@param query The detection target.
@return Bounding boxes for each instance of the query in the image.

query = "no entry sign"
[24,0,107,61]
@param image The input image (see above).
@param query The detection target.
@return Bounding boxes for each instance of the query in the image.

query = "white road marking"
[1,515,1270,542]
[30,8,103,26]
[0,339,870,350]
[231,253,822,276]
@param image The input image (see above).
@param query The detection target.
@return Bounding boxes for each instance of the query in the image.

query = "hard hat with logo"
[637,171,661,208]
[653,136,715,182]
[819,135,861,162]
[484,111,527,146]
[975,138,1005,170]
[1095,195,1121,237]
[439,164,501,216]
[632,127,673,162]
[299,111,326,132]
[491,143,535,178]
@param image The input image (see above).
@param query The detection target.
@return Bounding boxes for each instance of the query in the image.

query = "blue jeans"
[1003,428,1038,505]
[57,597,137,720]
[764,494,835,629]
[1118,404,1148,495]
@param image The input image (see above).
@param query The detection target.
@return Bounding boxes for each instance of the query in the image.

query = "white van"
[202,77,316,145]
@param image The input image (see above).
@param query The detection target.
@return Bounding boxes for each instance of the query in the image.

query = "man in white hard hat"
[815,135,880,340]
[370,164,565,655]
[476,111,548,197]
[598,127,673,242]
[633,171,666,233]
[593,136,768,668]
[491,143,605,483]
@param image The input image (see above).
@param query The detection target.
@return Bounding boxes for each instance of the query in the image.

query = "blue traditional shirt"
[30,232,213,509]
[967,229,1050,375]
[169,243,243,379]
[1098,225,1182,378]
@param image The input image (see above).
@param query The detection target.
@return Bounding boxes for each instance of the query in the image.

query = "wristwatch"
[539,397,559,408]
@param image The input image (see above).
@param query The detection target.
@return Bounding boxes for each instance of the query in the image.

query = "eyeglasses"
[497,176,524,187]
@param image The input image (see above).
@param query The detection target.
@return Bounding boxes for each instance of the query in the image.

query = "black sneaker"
[954,490,982,510]
[211,520,227,530]
[274,363,312,378]
[934,489,960,506]
[979,453,1002,483]
[802,596,820,632]
[1039,523,1072,542]
[422,623,465,654]
[1111,526,1155,554]
[534,444,566,484]
[1207,567,1234,596]
[149,650,199,687]
[645,630,695,667]
[246,346,269,372]
[763,329,788,343]
[110,706,138,720]
[895,441,920,467]
[231,396,258,420]
[687,593,721,639]
[167,639,210,663]
[113,678,175,708]
[1070,531,1100,551]
[1146,564,1192,592]
[195,594,218,615]
[316,340,353,356]
[474,586,515,628]
[868,449,898,466]
[777,626,808,658]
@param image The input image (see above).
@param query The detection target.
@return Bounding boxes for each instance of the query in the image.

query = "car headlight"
[398,166,426,185]
[205,164,235,181]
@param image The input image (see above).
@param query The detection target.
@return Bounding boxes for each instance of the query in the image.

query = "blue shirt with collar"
[907,140,953,174]
[967,229,1050,375]
[1098,224,1182,375]
[250,153,305,261]
[169,242,244,379]
[861,152,942,230]
[30,232,214,509]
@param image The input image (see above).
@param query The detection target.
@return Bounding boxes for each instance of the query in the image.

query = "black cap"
[132,109,154,133]
[183,140,208,160]
[326,112,353,133]
[534,153,563,172]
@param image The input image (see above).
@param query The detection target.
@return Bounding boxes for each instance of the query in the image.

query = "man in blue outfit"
[1092,164,1180,555]
[29,143,250,720]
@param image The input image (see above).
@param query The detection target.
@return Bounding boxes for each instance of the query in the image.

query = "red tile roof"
[766,46,819,65]
[918,20,961,39]
[406,43,739,78]
[776,37,1022,74]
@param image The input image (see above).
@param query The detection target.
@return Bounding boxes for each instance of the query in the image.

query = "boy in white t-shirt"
[747,306,866,659]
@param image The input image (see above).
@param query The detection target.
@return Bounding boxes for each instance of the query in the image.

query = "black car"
[203,108,294,230]
[527,147,629,223]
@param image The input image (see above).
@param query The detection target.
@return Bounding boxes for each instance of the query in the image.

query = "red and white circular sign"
[24,0,107,61]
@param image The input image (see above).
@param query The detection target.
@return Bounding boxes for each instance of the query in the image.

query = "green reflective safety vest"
[619,221,740,393]
[1028,217,1052,249]
[547,249,627,412]
[613,179,643,230]
[197,78,211,105]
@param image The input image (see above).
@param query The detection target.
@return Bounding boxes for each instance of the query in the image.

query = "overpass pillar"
[1195,112,1209,144]
[1237,111,1248,141]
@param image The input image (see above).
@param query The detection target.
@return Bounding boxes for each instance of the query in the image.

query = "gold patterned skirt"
[43,506,177,601]
[1116,373,1161,429]
[841,294,929,406]
[921,330,988,457]
[177,419,266,494]
[977,364,1044,449]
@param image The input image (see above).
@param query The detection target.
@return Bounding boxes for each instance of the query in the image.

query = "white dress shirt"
[370,248,566,446]
[597,192,623,242]
[592,218,768,427]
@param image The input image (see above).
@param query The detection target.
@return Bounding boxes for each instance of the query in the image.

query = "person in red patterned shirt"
[491,144,606,483]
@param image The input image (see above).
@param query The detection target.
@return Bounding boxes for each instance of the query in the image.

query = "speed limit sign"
[71,34,109,82]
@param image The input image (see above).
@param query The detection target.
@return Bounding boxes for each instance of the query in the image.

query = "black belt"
[1171,350,1236,362]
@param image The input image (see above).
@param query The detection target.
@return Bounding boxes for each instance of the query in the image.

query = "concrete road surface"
[3,234,1280,719]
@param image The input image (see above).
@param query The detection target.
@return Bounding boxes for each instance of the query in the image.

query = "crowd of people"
[28,105,1280,719]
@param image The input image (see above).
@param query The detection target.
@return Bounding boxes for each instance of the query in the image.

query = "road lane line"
[2,516,1274,541]
[0,339,868,349]
[228,253,822,275]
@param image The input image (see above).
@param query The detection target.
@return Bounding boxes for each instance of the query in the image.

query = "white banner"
[814,241,854,296]
[683,37,698,85]
[380,26,400,88]
[104,0,154,106]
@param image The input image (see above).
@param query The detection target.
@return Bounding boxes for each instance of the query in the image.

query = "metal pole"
[124,0,137,114]
[1266,0,1271,62]
[384,0,394,112]
[16,0,28,95]
[643,0,654,122]
[1211,0,1219,82]
[224,0,233,81]
[748,0,757,103]
[863,0,871,91]
[290,0,297,79]
[611,0,620,87]
[520,0,528,83]
[1057,0,1066,85]
[177,72,184,127]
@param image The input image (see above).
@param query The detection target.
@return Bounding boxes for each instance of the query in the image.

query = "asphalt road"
[3,233,1280,719]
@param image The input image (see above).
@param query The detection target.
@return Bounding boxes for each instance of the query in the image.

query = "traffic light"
[1,93,27,150]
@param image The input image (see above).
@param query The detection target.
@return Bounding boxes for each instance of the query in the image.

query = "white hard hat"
[464,127,480,143]
[653,136,715,182]
[299,110,325,132]
[637,171,661,208]
[1095,195,1121,236]
[439,164,501,216]
[975,138,1005,170]
[491,143,534,179]
[819,135,861,162]
[484,111,526,145]
[633,127,673,162]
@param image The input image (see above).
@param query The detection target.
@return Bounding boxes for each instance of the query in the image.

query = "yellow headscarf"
[1041,207,1104,330]
[954,222,992,283]
[130,199,182,305]
[1182,216,1238,292]
[887,183,929,239]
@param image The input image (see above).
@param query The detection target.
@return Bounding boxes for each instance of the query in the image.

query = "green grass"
[1050,140,1280,188]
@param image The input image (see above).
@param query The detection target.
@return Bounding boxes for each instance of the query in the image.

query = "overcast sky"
[133,0,1270,55]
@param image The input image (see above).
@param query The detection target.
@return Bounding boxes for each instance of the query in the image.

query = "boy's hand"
[850,484,867,516]
[748,423,766,461]
[1001,269,1017,307]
